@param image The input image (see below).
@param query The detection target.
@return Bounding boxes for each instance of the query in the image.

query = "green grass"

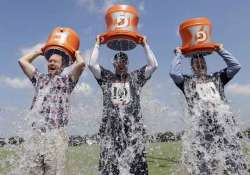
[0,148,18,174]
[1,141,249,175]
[66,143,100,175]
[65,142,182,175]
[147,142,182,175]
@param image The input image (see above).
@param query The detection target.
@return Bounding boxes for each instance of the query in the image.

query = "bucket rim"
[181,42,219,55]
[43,45,75,61]
[100,31,143,44]
[105,4,139,17]
[179,17,211,30]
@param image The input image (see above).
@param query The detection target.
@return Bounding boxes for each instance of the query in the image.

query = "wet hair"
[191,54,204,65]
[44,49,71,67]
[113,52,128,63]
[191,54,207,72]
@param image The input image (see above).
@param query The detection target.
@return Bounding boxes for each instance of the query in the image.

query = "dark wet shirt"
[95,66,149,137]
[177,69,231,107]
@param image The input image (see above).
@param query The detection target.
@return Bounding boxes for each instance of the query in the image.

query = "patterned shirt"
[30,70,77,128]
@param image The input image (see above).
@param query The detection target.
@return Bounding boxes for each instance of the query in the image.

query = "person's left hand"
[141,36,147,47]
[75,50,81,57]
[218,43,224,50]
[215,43,224,52]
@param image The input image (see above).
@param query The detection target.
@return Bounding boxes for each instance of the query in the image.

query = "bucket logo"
[195,31,207,42]
[189,26,210,45]
[115,14,129,28]
[54,32,68,45]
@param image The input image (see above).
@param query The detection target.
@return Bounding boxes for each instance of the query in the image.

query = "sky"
[0,0,250,137]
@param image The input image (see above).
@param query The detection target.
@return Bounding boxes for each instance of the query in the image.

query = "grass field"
[1,141,250,175]
[66,142,182,175]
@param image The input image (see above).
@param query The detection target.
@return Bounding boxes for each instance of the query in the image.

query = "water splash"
[181,80,249,174]
[7,71,75,175]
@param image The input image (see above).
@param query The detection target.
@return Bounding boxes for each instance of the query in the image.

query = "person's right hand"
[174,47,182,55]
[33,44,44,56]
[96,35,101,45]
[36,47,43,55]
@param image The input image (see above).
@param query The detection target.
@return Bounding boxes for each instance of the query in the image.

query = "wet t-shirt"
[96,66,150,174]
[30,70,77,128]
[176,70,248,174]
[176,68,232,106]
[95,66,149,137]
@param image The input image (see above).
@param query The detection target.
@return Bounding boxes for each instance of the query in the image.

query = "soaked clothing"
[12,70,77,175]
[178,69,230,103]
[12,128,68,175]
[96,66,149,175]
[170,49,248,174]
[30,70,77,128]
[180,74,248,175]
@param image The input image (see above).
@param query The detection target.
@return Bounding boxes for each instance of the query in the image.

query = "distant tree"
[156,131,176,142]
[176,131,184,141]
[243,128,250,138]
[0,138,6,147]
[8,136,24,145]
[69,135,84,146]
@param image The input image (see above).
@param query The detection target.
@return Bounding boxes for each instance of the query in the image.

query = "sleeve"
[88,43,101,79]
[143,43,158,79]
[213,68,230,86]
[30,69,43,89]
[132,65,149,87]
[169,52,185,86]
[215,48,241,86]
[67,75,78,94]
[96,66,113,86]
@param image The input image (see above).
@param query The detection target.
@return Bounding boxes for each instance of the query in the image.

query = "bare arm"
[18,47,42,79]
[169,47,185,85]
[142,37,158,79]
[88,36,102,79]
[69,51,85,82]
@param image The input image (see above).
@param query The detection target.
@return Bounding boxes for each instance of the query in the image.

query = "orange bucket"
[100,4,143,51]
[179,17,218,56]
[42,27,80,61]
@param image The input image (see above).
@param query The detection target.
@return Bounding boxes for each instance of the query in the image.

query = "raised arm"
[169,47,185,85]
[216,44,241,79]
[142,37,158,79]
[68,51,85,82]
[18,46,42,79]
[88,35,102,79]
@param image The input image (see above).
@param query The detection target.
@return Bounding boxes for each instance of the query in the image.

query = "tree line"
[1,128,250,147]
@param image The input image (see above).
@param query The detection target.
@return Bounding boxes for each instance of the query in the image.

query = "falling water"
[1,72,248,174]
[181,80,249,175]
[5,72,73,175]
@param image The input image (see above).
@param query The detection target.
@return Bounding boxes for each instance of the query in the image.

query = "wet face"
[191,56,207,76]
[113,58,128,75]
[47,54,63,75]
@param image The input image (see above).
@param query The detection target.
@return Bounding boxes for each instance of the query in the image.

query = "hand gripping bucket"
[42,27,80,61]
[179,17,218,56]
[100,4,143,51]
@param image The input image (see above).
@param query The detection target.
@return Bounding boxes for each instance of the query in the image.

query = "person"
[16,46,85,175]
[89,35,158,175]
[169,44,248,174]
